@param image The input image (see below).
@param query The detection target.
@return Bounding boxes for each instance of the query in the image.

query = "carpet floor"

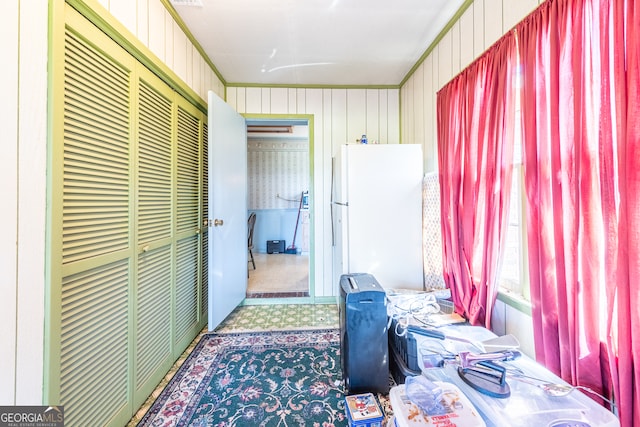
[136,328,392,427]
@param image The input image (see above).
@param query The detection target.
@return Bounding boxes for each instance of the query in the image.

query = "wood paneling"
[227,86,400,297]
[400,0,542,357]
[366,89,380,143]
[438,31,453,88]
[473,0,485,58]
[503,0,539,31]
[401,0,545,174]
[271,88,289,114]
[110,0,137,36]
[0,0,19,405]
[422,55,436,172]
[147,0,166,64]
[97,0,224,101]
[484,0,504,49]
[451,21,461,76]
[330,89,348,151]
[246,87,262,112]
[1,0,48,406]
[459,7,475,69]
[412,65,425,149]
[347,89,367,143]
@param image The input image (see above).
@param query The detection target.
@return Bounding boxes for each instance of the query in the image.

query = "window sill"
[497,290,532,316]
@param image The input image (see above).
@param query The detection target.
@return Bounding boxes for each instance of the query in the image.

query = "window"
[497,70,530,302]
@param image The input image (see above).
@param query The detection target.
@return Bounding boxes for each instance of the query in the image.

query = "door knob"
[213,219,224,226]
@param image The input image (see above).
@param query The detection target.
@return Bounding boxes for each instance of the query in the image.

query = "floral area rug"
[138,329,371,427]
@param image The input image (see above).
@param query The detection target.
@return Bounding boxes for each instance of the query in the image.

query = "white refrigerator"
[332,144,424,293]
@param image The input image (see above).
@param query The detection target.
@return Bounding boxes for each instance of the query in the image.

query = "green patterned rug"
[138,329,353,426]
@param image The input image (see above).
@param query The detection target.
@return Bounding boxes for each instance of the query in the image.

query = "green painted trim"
[241,296,337,306]
[311,297,338,305]
[227,82,399,90]
[242,113,320,302]
[242,297,314,306]
[399,0,475,87]
[43,0,62,403]
[65,0,208,114]
[497,291,532,317]
[158,0,227,85]
[399,90,403,144]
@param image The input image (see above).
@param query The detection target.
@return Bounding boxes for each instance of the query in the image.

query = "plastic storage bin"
[415,325,621,427]
[389,335,421,384]
[389,383,486,427]
[389,318,423,373]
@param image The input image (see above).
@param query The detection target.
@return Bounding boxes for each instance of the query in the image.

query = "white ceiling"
[170,0,466,86]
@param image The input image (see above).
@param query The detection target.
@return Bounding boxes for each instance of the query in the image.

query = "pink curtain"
[436,35,517,328]
[518,0,639,424]
[610,0,640,425]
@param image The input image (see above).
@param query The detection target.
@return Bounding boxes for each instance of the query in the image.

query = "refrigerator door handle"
[332,201,349,206]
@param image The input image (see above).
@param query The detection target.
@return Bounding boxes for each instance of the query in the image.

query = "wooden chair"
[248,212,256,272]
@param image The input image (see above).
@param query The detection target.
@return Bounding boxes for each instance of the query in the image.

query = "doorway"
[245,117,311,298]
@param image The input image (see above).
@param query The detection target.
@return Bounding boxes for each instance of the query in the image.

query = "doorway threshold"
[245,291,310,299]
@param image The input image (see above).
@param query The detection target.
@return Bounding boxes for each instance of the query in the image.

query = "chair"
[248,212,256,271]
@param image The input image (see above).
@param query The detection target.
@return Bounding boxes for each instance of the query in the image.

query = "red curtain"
[436,35,517,328]
[518,0,639,424]
[610,0,640,425]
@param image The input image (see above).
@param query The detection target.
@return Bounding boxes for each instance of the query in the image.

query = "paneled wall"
[400,0,541,173]
[227,87,400,296]
[0,0,48,406]
[0,0,222,408]
[400,0,543,355]
[97,0,225,100]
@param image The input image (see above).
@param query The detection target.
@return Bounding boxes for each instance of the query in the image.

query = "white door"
[207,91,247,330]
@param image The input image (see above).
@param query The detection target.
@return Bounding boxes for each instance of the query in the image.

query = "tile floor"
[127,303,339,426]
[246,253,309,297]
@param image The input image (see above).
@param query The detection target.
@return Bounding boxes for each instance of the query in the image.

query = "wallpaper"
[247,138,310,210]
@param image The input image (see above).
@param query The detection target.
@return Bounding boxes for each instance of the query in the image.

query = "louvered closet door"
[201,123,209,320]
[53,5,207,426]
[175,99,204,350]
[59,9,135,427]
[134,68,175,408]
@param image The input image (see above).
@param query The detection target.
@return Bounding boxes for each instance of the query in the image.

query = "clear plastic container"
[415,325,620,427]
[389,382,486,427]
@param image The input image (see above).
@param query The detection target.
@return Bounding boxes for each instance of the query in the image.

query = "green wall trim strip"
[66,0,208,114]
[226,83,400,90]
[44,0,62,402]
[399,0,475,87]
[159,0,227,85]
[497,291,533,317]
[242,297,314,306]
[243,113,317,301]
[241,296,337,306]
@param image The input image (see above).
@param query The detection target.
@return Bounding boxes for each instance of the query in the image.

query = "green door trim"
[241,113,317,305]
